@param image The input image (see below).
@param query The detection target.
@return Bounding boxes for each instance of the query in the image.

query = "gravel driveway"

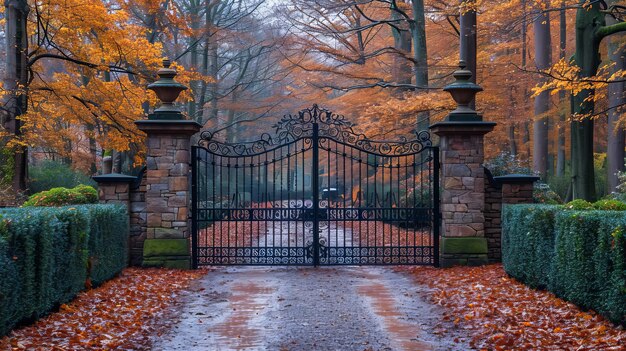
[152,266,469,351]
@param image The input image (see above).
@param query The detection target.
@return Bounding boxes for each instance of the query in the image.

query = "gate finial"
[147,58,188,120]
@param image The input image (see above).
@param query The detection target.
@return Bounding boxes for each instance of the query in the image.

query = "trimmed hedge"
[0,204,128,336]
[501,204,560,289]
[503,204,626,325]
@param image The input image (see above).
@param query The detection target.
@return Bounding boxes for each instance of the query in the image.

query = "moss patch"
[143,239,189,258]
[442,237,488,254]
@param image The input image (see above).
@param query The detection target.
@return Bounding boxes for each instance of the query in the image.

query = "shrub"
[0,205,128,336]
[484,151,533,177]
[564,199,593,210]
[502,204,560,289]
[85,205,128,285]
[550,211,626,323]
[72,184,98,203]
[593,199,626,211]
[28,160,95,194]
[22,185,98,207]
[533,183,563,204]
[503,204,626,325]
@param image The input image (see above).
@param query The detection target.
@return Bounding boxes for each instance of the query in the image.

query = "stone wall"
[144,134,191,241]
[483,171,538,262]
[484,171,502,262]
[129,171,147,266]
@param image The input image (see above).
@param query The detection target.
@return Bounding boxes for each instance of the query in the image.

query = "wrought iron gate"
[191,106,439,267]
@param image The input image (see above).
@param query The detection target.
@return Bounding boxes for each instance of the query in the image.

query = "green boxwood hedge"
[0,204,128,336]
[503,204,626,325]
[502,204,560,289]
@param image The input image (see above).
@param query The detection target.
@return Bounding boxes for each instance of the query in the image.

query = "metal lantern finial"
[443,61,483,121]
[147,58,187,120]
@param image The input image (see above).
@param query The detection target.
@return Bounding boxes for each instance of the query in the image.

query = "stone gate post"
[430,62,496,267]
[135,60,201,269]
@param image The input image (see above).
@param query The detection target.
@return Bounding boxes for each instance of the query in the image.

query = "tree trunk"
[532,1,551,178]
[187,1,201,121]
[390,4,412,93]
[509,124,518,156]
[606,4,626,193]
[2,0,29,192]
[570,1,606,200]
[411,0,430,131]
[556,0,567,177]
[460,0,477,109]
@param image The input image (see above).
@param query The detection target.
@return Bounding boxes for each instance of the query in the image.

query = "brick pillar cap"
[429,121,496,135]
[493,174,540,184]
[92,173,137,184]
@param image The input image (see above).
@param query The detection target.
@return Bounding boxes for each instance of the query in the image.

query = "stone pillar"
[93,173,136,265]
[496,175,539,205]
[93,173,136,207]
[482,174,539,262]
[431,123,495,267]
[135,59,202,269]
[429,61,495,267]
[135,119,200,269]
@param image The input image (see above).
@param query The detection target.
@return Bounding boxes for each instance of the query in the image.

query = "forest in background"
[0,0,625,203]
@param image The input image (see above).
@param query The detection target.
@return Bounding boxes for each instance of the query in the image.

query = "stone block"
[467,255,489,266]
[448,224,477,237]
[115,183,129,193]
[168,194,187,207]
[143,238,189,257]
[442,237,488,254]
[147,213,162,227]
[444,177,464,190]
[446,164,471,177]
[440,258,468,268]
[170,177,188,191]
[178,207,188,221]
[175,150,189,163]
[172,221,187,227]
[170,164,187,176]
[154,227,184,238]
[130,202,147,213]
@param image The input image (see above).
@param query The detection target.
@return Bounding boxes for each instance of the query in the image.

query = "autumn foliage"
[409,264,626,350]
[0,268,204,351]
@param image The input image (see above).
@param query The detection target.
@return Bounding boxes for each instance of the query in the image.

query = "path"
[152,267,468,351]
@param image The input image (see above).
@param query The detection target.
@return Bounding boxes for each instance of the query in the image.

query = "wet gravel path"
[152,267,469,351]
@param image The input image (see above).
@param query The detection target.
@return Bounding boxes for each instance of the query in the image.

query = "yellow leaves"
[532,58,623,101]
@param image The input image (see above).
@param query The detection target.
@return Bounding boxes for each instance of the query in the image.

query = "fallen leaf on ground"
[406,264,626,350]
[0,267,205,351]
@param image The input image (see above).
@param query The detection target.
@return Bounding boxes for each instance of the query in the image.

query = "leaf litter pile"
[0,268,204,350]
[408,264,626,350]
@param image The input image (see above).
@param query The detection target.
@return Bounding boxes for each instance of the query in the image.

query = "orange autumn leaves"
[408,264,626,351]
[0,268,204,351]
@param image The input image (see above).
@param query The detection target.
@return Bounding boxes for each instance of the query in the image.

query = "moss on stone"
[442,237,488,254]
[143,239,189,257]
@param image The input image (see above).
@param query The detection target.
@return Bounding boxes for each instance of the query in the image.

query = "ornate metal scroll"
[197,105,432,157]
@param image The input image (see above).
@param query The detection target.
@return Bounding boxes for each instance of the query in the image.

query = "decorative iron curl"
[197,105,433,156]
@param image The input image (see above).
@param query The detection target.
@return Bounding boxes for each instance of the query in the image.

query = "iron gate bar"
[192,105,439,267]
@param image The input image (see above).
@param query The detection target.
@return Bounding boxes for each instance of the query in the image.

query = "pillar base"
[440,237,489,268]
[142,238,191,269]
